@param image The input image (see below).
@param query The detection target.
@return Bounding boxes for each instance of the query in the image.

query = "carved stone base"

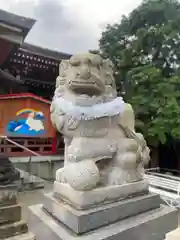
[43,192,161,234]
[0,187,35,239]
[0,204,21,224]
[53,180,149,209]
[26,180,178,240]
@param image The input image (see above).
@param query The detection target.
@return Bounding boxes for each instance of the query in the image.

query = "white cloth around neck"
[53,96,125,120]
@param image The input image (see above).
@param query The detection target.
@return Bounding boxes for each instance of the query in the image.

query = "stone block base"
[43,192,161,234]
[53,180,149,209]
[28,201,178,239]
[165,228,180,240]
[5,233,36,240]
[0,221,28,239]
[0,204,21,224]
[0,187,35,239]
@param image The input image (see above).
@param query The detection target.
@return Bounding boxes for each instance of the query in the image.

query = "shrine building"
[0,9,71,156]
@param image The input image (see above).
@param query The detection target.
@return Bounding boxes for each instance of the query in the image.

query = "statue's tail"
[118,124,150,165]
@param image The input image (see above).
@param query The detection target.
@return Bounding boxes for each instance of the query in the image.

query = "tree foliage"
[99,0,180,144]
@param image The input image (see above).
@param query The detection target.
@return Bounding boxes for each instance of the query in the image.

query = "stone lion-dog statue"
[50,53,150,192]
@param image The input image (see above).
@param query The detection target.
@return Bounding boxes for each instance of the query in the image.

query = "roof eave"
[19,43,72,61]
[0,9,36,39]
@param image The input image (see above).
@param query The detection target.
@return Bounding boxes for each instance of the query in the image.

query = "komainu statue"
[51,53,150,192]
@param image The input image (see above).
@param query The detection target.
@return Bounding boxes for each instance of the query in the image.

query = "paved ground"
[18,181,53,221]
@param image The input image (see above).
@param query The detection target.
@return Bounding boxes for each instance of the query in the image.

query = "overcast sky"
[0,0,142,54]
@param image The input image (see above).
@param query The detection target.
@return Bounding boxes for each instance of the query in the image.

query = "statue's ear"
[56,76,61,88]
[119,103,135,131]
[59,60,70,76]
[103,59,114,72]
[103,59,116,88]
[55,60,70,89]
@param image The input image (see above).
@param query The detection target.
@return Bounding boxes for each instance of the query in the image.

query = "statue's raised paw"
[63,160,100,191]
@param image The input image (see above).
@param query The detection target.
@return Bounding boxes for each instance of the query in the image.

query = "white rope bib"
[53,96,125,120]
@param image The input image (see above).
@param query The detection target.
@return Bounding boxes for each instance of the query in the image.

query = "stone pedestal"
[165,228,180,240]
[28,180,178,240]
[0,185,35,240]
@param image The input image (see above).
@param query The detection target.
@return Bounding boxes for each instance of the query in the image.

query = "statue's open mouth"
[69,80,104,96]
[73,80,95,84]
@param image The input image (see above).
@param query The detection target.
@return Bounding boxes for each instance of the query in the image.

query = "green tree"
[99,0,180,144]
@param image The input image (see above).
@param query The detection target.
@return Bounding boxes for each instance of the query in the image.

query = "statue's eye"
[83,59,91,64]
[76,71,80,77]
[70,58,80,66]
[91,61,101,70]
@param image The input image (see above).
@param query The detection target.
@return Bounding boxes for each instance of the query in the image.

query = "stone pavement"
[18,182,53,221]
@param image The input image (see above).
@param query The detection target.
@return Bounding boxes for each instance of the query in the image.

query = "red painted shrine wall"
[0,93,55,138]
